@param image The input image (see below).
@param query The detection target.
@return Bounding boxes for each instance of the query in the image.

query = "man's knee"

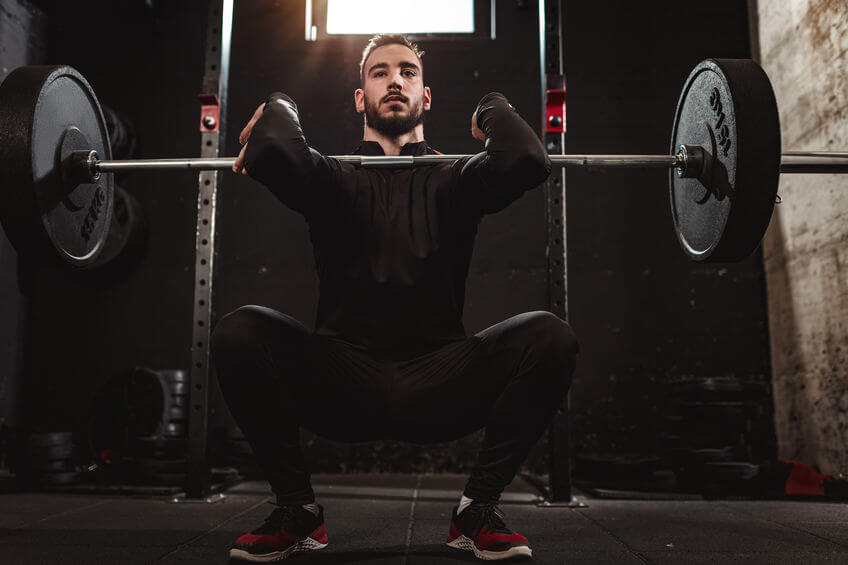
[210,305,265,359]
[520,311,579,379]
[521,310,578,350]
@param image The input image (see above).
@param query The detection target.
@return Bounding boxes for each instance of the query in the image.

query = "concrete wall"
[756,0,848,473]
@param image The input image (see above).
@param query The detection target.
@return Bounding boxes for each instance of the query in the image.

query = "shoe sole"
[229,537,328,562]
[447,535,532,561]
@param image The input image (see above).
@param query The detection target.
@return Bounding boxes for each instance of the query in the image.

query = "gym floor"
[2,474,846,564]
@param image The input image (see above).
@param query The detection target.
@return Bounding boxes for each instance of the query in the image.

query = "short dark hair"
[359,34,424,85]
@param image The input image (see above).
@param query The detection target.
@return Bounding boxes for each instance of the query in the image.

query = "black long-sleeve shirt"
[244,92,551,359]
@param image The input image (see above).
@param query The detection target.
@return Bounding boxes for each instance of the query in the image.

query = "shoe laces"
[469,501,508,532]
[252,502,302,534]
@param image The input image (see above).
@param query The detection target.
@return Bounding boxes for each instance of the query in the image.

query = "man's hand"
[233,102,265,175]
[471,111,486,143]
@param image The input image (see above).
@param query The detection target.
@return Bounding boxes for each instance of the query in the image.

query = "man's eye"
[375,71,385,77]
[404,71,415,77]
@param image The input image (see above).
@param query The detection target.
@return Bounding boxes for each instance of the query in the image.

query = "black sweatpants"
[211,307,578,505]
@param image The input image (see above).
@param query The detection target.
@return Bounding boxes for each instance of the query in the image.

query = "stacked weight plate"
[16,431,81,486]
[664,377,776,494]
[132,370,188,485]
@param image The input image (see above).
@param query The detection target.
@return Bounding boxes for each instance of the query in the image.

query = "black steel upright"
[185,0,233,498]
[539,0,572,502]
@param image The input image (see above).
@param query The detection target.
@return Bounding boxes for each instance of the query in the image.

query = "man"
[212,34,578,562]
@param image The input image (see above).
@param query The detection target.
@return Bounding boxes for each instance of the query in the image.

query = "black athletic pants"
[211,307,578,505]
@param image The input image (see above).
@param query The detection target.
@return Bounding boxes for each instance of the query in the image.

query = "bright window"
[325,0,474,35]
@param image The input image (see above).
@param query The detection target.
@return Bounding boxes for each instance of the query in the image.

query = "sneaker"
[229,502,328,562]
[446,501,532,560]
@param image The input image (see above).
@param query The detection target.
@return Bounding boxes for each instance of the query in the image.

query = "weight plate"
[669,59,780,262]
[0,65,113,267]
[704,461,760,481]
[28,431,73,447]
[163,422,186,437]
[22,471,82,485]
[26,443,76,460]
[138,457,186,473]
[30,459,76,473]
[161,370,188,384]
[102,105,137,161]
[167,406,187,422]
[87,184,147,270]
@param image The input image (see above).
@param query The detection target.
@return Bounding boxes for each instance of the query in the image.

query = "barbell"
[0,59,846,269]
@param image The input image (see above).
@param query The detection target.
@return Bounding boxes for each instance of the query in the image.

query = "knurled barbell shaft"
[92,154,682,171]
[89,150,848,174]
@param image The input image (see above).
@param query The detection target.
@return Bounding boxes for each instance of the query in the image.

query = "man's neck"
[363,123,425,156]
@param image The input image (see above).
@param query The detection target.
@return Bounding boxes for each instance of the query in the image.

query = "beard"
[364,92,425,137]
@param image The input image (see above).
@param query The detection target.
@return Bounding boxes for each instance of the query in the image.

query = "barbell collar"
[65,149,101,183]
[675,145,705,179]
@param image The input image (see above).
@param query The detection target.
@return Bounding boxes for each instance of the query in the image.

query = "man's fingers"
[239,103,266,145]
[470,111,485,142]
[233,143,247,173]
[234,103,268,173]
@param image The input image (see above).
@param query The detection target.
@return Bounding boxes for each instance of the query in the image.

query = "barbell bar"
[77,150,848,175]
[1,58,847,269]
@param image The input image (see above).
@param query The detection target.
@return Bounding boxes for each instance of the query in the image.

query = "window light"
[326,0,474,35]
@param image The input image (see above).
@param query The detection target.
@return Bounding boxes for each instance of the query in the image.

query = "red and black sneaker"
[446,501,532,560]
[229,502,328,562]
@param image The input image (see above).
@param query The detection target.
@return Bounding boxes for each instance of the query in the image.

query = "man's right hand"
[233,102,266,175]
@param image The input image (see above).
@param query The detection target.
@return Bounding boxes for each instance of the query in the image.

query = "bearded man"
[212,33,578,562]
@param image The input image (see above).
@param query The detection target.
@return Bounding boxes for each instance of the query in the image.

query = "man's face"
[355,43,431,137]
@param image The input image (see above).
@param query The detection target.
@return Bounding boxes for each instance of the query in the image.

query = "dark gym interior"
[1,0,847,563]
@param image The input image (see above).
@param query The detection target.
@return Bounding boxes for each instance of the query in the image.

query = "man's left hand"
[471,111,486,142]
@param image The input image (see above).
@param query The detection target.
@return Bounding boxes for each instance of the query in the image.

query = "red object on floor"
[782,459,832,495]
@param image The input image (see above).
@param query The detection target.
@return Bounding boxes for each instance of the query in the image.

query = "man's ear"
[355,88,365,113]
[423,86,432,111]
